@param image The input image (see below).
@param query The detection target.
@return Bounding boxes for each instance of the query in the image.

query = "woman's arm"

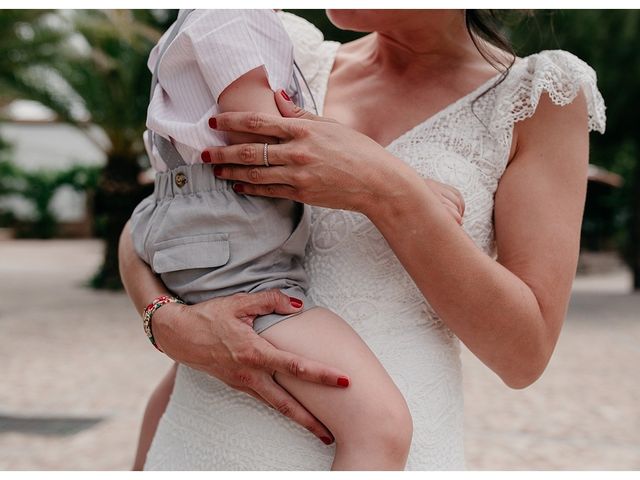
[118,222,350,443]
[367,93,589,388]
[207,90,589,389]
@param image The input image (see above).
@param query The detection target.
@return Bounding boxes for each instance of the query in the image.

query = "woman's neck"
[356,12,488,78]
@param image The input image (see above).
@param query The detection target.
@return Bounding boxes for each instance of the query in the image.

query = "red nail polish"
[337,376,349,387]
[233,183,244,193]
[213,166,222,176]
[320,436,333,445]
[209,117,217,129]
[201,151,211,163]
[280,90,291,101]
[289,297,303,308]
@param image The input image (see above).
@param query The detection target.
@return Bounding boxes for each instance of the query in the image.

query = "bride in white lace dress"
[119,10,605,470]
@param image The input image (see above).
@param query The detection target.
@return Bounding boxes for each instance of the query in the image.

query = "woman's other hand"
[118,222,348,445]
[423,178,465,225]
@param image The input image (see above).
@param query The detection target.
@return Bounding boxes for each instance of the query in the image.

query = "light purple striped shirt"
[145,9,295,172]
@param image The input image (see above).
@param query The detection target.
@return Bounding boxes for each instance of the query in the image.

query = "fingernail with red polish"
[337,376,349,387]
[289,297,303,308]
[232,183,244,193]
[213,166,222,176]
[320,436,333,445]
[280,90,291,101]
[201,151,211,163]
[208,117,217,129]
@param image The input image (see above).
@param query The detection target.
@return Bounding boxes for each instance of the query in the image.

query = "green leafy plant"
[0,9,177,288]
[0,158,100,238]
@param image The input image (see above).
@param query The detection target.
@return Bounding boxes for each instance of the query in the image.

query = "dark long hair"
[465,10,527,104]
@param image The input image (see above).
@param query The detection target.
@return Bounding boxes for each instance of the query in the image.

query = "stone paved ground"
[0,240,638,470]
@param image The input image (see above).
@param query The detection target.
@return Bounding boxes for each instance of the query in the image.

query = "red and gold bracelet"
[142,295,185,351]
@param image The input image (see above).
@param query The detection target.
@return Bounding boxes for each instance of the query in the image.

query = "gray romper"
[130,10,315,334]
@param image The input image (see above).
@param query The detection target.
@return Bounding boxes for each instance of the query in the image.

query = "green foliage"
[0,159,100,238]
[0,9,177,288]
[26,10,164,156]
[0,10,66,108]
[0,138,16,227]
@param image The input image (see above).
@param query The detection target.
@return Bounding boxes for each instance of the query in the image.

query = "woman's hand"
[205,90,465,223]
[118,222,348,445]
[280,94,467,225]
[151,290,349,444]
[423,178,465,225]
[204,91,423,214]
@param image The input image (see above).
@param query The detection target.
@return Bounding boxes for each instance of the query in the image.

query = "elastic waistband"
[153,163,233,200]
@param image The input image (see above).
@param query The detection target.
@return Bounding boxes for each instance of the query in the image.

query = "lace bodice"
[143,13,605,471]
[282,10,606,330]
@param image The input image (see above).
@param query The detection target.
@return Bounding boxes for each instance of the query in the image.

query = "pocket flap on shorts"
[152,233,230,274]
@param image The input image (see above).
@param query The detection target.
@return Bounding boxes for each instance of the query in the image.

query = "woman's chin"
[325,9,377,33]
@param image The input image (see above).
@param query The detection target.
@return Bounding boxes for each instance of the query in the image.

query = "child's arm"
[217,66,282,146]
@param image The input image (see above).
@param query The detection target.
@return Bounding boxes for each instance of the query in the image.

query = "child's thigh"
[259,307,410,440]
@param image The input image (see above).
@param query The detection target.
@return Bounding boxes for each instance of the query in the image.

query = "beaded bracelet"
[143,295,185,351]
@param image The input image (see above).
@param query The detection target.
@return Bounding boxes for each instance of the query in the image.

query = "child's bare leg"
[132,362,178,470]
[260,307,413,470]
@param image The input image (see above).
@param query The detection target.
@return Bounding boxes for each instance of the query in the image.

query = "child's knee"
[374,396,413,462]
[339,390,413,463]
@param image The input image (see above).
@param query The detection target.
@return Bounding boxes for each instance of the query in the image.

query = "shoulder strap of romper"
[149,9,195,170]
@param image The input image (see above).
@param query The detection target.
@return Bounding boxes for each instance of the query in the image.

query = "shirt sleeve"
[181,9,294,102]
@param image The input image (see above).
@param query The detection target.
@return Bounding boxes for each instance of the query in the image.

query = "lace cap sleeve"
[492,50,606,138]
[276,11,326,80]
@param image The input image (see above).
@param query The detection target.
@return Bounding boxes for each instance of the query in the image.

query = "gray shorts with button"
[131,11,314,334]
[130,163,314,334]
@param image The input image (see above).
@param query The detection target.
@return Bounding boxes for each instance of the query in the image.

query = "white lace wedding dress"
[144,12,606,470]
